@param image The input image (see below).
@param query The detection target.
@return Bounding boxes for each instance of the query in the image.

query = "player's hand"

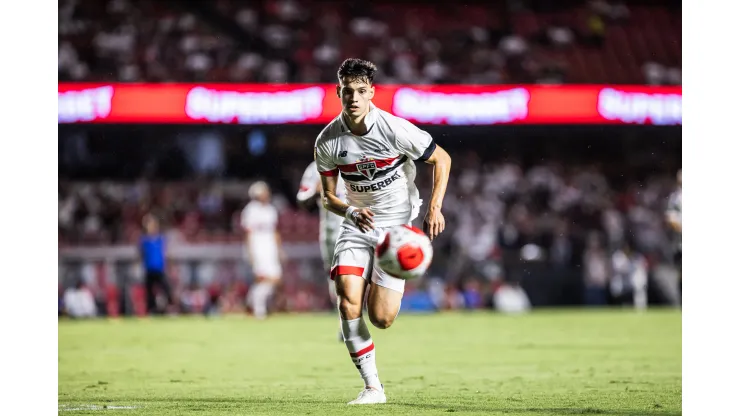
[423,206,445,241]
[351,208,375,233]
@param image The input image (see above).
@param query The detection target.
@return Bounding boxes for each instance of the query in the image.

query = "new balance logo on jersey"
[339,150,348,157]
[349,172,401,192]
[357,161,378,180]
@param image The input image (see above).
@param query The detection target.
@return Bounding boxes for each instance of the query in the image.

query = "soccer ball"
[374,224,433,280]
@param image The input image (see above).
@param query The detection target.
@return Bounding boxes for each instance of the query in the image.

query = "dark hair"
[337,58,377,85]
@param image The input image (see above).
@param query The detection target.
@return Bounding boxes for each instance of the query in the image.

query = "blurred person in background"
[241,181,285,320]
[492,279,531,314]
[62,279,97,319]
[665,169,682,298]
[139,214,174,315]
[610,241,649,310]
[297,160,346,340]
[582,232,610,306]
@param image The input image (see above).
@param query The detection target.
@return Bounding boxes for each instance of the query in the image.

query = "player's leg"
[250,258,281,319]
[253,276,280,319]
[332,241,386,405]
[144,271,157,315]
[366,281,404,329]
[156,270,175,312]
[261,257,283,319]
[328,278,343,341]
[322,237,342,341]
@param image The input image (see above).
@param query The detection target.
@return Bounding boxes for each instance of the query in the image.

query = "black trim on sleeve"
[417,141,437,162]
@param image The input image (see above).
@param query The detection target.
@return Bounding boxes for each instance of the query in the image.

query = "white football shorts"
[330,223,406,294]
[251,257,282,279]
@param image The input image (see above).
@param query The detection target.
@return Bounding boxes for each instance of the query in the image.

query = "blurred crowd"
[414,153,681,309]
[59,148,681,318]
[58,181,293,246]
[59,0,681,85]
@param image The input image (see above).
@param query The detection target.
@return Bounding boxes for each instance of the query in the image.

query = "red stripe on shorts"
[330,266,365,280]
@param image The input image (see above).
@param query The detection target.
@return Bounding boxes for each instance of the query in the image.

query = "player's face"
[144,217,159,234]
[337,78,375,118]
[258,190,271,203]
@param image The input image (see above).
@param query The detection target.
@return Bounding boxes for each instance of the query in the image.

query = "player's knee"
[368,311,395,329]
[335,275,365,319]
[338,294,362,320]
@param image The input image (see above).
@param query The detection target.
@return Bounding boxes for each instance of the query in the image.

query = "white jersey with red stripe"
[314,103,436,227]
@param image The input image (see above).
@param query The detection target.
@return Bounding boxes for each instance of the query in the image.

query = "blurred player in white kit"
[665,169,682,298]
[241,181,284,319]
[297,161,346,340]
[314,58,451,405]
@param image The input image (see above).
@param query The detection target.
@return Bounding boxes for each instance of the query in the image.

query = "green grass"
[59,309,681,415]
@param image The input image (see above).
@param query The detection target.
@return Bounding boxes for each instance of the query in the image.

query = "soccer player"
[665,169,682,295]
[314,58,452,405]
[296,161,346,340]
[241,181,284,319]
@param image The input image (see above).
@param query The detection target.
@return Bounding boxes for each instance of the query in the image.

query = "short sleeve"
[297,162,320,202]
[314,140,338,176]
[394,117,436,161]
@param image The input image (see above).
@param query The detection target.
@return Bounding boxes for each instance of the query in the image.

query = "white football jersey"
[297,161,345,243]
[241,200,279,258]
[667,188,682,224]
[666,187,682,250]
[315,103,436,227]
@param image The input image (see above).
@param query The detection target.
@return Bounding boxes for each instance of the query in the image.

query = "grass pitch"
[59,309,681,415]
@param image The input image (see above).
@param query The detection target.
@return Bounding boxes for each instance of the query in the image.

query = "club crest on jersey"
[356,160,378,180]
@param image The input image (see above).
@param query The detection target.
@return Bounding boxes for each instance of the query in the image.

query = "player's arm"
[297,181,321,210]
[665,210,681,233]
[423,145,451,240]
[240,208,253,264]
[275,231,286,262]
[320,174,374,232]
[296,164,321,209]
[394,117,451,240]
[315,142,374,232]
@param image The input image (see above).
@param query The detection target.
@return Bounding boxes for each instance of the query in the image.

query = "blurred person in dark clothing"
[139,214,173,315]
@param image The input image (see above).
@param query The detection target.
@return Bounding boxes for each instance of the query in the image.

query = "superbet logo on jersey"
[349,172,402,193]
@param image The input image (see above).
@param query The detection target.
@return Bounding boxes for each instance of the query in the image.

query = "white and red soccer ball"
[374,224,433,280]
